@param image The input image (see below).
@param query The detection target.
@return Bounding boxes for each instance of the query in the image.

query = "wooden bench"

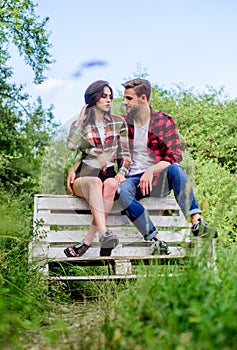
[28,194,217,281]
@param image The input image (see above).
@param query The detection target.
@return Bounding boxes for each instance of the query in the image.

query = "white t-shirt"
[95,121,105,146]
[129,120,154,176]
[83,121,114,169]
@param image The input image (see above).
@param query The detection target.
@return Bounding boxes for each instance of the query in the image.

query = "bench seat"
[29,194,216,280]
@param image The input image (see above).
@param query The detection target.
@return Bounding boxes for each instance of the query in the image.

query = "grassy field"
[1,191,237,350]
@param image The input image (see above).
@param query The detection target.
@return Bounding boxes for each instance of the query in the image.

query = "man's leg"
[165,163,201,219]
[117,176,171,253]
[118,175,158,241]
[162,164,218,238]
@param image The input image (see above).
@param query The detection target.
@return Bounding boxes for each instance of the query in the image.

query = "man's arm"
[140,111,182,196]
[139,161,170,196]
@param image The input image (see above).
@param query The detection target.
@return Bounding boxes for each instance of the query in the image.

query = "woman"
[64,80,131,257]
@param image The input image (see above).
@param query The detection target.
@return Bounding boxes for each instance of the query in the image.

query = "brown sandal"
[64,242,90,257]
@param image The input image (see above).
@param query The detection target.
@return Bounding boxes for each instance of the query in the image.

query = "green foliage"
[150,85,237,173]
[191,158,237,245]
[95,249,237,350]
[0,0,59,194]
[0,0,52,84]
[41,131,73,194]
[0,97,58,193]
[0,192,50,349]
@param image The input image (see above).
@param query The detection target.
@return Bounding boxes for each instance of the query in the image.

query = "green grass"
[6,246,235,350]
[1,175,237,349]
[98,246,237,350]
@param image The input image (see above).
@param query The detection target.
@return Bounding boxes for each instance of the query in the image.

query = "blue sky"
[11,0,237,126]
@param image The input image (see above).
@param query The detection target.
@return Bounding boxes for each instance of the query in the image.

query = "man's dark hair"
[122,78,151,101]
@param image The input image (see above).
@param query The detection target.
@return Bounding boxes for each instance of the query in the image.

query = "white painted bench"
[28,194,217,281]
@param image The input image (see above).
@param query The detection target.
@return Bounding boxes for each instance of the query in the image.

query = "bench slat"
[36,194,182,211]
[46,245,186,259]
[45,229,190,244]
[36,212,188,228]
[49,275,141,281]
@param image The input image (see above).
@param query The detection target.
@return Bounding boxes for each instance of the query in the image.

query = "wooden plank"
[36,194,182,212]
[140,196,182,210]
[157,229,191,242]
[46,245,187,259]
[47,246,152,259]
[47,230,143,243]
[49,273,180,281]
[49,275,141,281]
[48,253,187,264]
[46,229,190,244]
[37,195,89,210]
[36,212,188,228]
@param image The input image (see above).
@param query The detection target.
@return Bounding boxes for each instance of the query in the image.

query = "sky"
[11,0,237,127]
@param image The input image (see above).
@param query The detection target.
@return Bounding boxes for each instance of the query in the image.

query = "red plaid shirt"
[124,108,182,187]
[67,114,131,176]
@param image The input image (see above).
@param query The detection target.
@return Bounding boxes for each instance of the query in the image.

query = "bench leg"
[28,241,50,276]
[110,260,132,275]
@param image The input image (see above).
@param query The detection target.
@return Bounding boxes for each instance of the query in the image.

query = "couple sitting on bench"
[64,79,217,259]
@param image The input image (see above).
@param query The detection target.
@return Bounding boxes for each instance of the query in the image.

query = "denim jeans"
[117,163,201,240]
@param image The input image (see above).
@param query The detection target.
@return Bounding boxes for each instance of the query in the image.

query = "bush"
[150,85,237,173]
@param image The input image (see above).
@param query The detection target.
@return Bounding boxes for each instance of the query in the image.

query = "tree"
[0,0,58,192]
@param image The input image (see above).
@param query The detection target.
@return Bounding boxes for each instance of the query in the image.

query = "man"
[117,78,217,255]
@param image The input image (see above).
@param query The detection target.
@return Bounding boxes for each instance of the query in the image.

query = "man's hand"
[139,169,153,196]
[67,171,76,194]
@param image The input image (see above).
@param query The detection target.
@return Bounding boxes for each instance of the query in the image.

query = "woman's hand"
[75,104,88,127]
[115,173,126,184]
[67,171,76,194]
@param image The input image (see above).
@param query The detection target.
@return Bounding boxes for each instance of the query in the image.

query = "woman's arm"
[67,160,81,194]
[67,105,88,150]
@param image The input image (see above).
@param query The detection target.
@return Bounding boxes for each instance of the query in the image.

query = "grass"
[2,245,237,349]
[1,191,237,350]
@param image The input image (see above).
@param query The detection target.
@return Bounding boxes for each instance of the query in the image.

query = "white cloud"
[34,77,73,93]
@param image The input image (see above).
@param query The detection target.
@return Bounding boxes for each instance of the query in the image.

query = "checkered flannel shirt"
[124,108,183,187]
[67,114,131,176]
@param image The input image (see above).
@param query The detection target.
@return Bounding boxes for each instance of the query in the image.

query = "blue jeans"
[117,164,201,240]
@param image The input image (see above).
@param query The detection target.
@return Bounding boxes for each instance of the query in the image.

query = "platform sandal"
[64,242,90,257]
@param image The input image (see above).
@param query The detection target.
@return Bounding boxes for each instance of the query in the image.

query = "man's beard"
[127,104,140,118]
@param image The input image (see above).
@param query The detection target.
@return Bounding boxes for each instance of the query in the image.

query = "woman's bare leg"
[102,178,118,216]
[73,177,107,245]
[82,221,97,246]
[81,178,118,244]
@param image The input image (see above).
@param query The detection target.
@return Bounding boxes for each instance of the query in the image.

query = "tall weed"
[98,247,237,350]
[192,158,237,244]
[0,193,51,349]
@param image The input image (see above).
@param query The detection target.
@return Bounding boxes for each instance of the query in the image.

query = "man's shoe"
[99,230,119,256]
[152,239,171,255]
[191,218,218,238]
